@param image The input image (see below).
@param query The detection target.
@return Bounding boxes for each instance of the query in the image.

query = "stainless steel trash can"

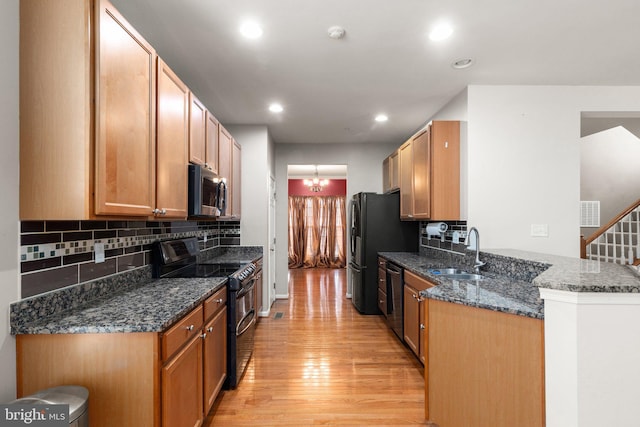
[10,385,89,426]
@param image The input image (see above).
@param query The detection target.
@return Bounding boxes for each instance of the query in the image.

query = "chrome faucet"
[465,227,486,273]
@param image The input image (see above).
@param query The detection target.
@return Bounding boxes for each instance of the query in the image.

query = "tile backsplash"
[19,220,240,298]
[420,220,468,254]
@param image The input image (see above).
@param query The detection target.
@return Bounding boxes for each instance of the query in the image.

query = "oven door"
[234,280,256,382]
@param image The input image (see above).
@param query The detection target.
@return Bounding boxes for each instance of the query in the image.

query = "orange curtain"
[288,195,346,268]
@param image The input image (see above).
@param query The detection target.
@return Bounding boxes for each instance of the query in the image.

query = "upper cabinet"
[398,121,460,221]
[188,93,207,167]
[156,58,189,219]
[231,140,242,218]
[205,112,220,175]
[20,0,162,219]
[94,0,157,217]
[382,150,400,193]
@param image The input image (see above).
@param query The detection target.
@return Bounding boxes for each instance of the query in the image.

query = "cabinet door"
[162,333,204,427]
[382,156,391,193]
[389,150,399,191]
[420,298,428,364]
[231,140,242,218]
[398,140,414,219]
[205,112,219,174]
[403,284,420,356]
[189,93,206,166]
[430,121,460,220]
[218,125,232,183]
[156,58,188,219]
[412,128,430,219]
[203,307,227,414]
[95,0,156,216]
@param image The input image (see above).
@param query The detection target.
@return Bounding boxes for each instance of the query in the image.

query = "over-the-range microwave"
[188,164,226,218]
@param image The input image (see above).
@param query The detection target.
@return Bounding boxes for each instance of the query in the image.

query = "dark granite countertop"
[11,245,265,335]
[12,277,228,334]
[379,252,544,319]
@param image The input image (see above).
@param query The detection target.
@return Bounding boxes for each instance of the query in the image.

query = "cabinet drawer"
[162,305,203,361]
[204,286,227,321]
[378,288,387,317]
[378,268,386,291]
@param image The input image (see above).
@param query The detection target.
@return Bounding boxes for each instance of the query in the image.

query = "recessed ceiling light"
[327,25,346,39]
[429,23,453,41]
[452,58,473,69]
[269,103,283,113]
[240,21,263,39]
[375,114,388,123]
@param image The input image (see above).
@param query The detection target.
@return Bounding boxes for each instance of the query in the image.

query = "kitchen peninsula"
[380,248,640,427]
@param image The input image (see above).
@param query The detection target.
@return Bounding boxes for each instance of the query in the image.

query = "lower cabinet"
[16,285,228,427]
[377,257,388,317]
[162,333,204,427]
[403,270,435,363]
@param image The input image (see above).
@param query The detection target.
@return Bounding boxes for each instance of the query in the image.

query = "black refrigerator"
[349,192,419,314]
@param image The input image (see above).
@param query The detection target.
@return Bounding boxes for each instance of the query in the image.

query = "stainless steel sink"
[429,268,466,275]
[429,268,485,281]
[442,273,484,281]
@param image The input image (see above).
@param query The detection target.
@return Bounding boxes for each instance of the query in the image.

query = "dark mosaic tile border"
[19,219,241,298]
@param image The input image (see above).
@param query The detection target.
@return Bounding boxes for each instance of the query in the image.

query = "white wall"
[0,0,19,401]
[226,125,275,315]
[580,126,640,233]
[274,142,398,298]
[467,85,640,257]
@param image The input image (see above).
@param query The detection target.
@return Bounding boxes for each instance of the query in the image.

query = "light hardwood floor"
[205,268,429,426]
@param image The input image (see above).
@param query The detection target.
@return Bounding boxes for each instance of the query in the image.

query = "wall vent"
[580,201,600,227]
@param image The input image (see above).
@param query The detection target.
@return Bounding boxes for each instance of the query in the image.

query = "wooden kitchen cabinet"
[403,270,435,363]
[162,333,204,427]
[203,287,228,414]
[20,0,163,219]
[16,285,229,427]
[382,150,400,193]
[205,112,220,175]
[189,93,207,167]
[399,121,460,221]
[377,257,388,317]
[231,139,242,218]
[156,58,189,219]
[94,0,157,217]
[426,299,544,426]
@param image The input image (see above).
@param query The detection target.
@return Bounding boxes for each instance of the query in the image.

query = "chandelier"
[303,166,330,192]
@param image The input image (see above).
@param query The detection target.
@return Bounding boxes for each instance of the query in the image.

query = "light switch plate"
[95,242,105,263]
[531,224,549,237]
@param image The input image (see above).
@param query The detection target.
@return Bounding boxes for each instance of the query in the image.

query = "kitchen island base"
[426,299,545,427]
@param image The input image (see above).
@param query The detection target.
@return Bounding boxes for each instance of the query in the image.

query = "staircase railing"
[581,198,640,265]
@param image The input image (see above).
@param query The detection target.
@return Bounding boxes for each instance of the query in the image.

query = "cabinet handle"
[215,298,223,303]
[420,324,426,330]
[186,325,194,331]
[152,208,167,216]
[207,327,213,333]
[161,208,167,215]
[201,333,207,339]
[152,208,160,215]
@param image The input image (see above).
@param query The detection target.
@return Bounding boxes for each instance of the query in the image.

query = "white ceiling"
[110,0,640,146]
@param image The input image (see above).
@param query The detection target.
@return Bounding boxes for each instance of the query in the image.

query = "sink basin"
[442,273,484,281]
[429,268,466,275]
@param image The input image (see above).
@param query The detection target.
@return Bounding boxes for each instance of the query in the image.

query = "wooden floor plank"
[205,268,430,426]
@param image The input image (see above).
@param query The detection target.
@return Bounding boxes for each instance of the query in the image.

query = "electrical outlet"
[95,242,105,263]
[531,224,549,237]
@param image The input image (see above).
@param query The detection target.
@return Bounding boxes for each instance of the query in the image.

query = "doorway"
[286,165,347,275]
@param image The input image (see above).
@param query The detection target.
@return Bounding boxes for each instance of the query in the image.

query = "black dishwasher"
[386,262,403,340]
